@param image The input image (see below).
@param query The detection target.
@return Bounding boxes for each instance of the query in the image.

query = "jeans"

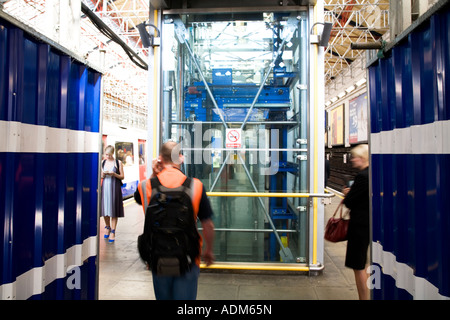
[152,265,200,300]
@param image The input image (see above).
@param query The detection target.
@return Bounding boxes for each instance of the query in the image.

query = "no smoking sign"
[226,129,242,148]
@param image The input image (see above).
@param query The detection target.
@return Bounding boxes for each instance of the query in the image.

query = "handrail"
[198,228,298,233]
[206,192,335,199]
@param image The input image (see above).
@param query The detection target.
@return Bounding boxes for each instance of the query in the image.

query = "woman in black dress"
[343,144,369,300]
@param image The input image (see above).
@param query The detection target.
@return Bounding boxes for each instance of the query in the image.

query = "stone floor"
[98,193,359,300]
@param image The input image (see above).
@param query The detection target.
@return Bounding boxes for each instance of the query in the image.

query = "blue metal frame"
[184,68,291,123]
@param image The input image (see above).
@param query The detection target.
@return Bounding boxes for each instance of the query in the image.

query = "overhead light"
[346,85,356,93]
[337,91,346,98]
[331,97,338,103]
[356,78,367,87]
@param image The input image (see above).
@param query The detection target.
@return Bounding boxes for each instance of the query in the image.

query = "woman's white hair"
[351,144,369,161]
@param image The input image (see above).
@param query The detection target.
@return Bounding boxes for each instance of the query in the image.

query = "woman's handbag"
[324,201,349,242]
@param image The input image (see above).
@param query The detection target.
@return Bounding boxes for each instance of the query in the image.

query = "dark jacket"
[343,167,369,227]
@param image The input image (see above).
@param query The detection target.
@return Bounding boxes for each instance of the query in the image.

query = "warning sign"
[226,129,242,148]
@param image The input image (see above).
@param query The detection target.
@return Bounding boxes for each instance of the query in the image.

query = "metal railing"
[200,191,334,271]
[206,192,334,199]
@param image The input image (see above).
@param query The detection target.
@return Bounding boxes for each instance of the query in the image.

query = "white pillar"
[389,0,411,39]
[146,6,162,178]
[309,0,325,269]
[44,0,80,52]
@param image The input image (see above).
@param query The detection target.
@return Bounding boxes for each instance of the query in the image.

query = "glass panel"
[162,10,309,264]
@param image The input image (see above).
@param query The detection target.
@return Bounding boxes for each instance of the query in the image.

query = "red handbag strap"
[332,200,345,219]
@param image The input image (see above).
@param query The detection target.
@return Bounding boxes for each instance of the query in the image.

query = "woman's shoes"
[104,226,111,239]
[109,229,116,243]
[104,226,115,243]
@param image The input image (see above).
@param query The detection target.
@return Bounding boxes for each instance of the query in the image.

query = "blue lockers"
[369,3,450,299]
[0,16,101,299]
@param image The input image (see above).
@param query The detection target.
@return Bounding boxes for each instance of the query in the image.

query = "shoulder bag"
[324,201,349,242]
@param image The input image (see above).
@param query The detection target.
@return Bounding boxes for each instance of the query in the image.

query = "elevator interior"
[160,9,311,265]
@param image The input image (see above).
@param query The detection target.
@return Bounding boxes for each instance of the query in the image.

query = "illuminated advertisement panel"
[330,105,344,146]
[349,93,368,144]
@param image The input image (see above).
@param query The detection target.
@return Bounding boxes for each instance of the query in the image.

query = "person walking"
[101,145,125,243]
[134,141,215,300]
[342,144,370,300]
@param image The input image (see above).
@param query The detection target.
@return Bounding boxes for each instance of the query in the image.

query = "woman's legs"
[109,217,118,241]
[354,268,369,300]
[104,216,111,238]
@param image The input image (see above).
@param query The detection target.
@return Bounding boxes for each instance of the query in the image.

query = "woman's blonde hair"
[351,144,369,161]
[105,145,115,155]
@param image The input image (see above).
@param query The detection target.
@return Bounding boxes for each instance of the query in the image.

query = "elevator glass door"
[161,10,309,264]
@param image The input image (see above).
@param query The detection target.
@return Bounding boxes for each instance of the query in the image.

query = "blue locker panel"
[444,10,450,120]
[369,5,450,299]
[46,50,61,128]
[368,63,381,134]
[42,154,59,261]
[0,23,7,120]
[439,155,450,295]
[0,16,101,300]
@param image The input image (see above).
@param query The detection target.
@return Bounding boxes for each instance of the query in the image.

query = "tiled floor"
[98,194,359,300]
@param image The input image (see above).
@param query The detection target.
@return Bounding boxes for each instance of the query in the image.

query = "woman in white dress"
[101,145,125,243]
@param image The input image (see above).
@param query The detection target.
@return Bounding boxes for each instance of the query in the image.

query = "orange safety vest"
[137,167,204,265]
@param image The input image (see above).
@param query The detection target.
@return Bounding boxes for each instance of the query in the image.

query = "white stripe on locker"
[371,120,450,155]
[0,120,99,153]
[372,241,450,300]
[0,236,97,300]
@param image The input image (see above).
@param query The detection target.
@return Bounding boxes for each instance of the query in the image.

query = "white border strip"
[0,120,99,153]
[371,120,450,154]
[372,241,450,300]
[0,236,97,300]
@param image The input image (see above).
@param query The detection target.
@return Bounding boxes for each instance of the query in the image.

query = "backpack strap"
[149,176,163,205]
[140,180,148,212]
[182,177,192,188]
[182,177,194,202]
[150,176,162,189]
[147,176,194,206]
[150,176,190,190]
[141,177,162,213]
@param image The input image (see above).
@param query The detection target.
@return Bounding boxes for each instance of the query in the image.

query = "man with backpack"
[134,141,215,300]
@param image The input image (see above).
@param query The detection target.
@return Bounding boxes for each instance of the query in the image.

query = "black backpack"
[137,176,200,276]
